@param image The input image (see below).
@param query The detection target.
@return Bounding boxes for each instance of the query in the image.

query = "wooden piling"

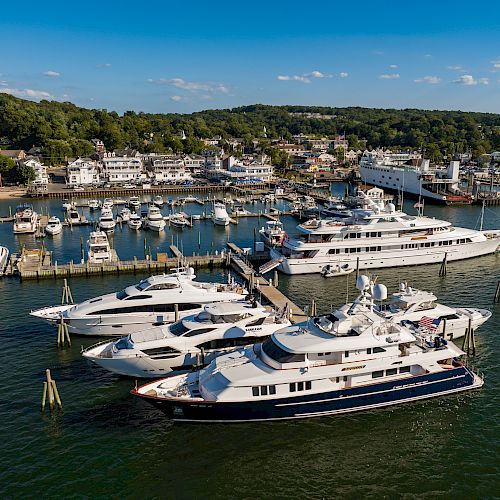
[46,369,55,410]
[494,281,500,303]
[41,382,47,411]
[356,257,360,280]
[439,252,448,277]
[274,270,279,288]
[174,303,179,322]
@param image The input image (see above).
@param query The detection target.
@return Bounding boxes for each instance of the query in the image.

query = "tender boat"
[88,199,100,210]
[146,205,166,232]
[335,275,492,340]
[212,202,230,226]
[0,246,9,274]
[259,220,286,247]
[13,204,38,234]
[132,309,483,422]
[169,213,190,229]
[99,208,116,231]
[128,212,142,230]
[153,195,164,207]
[320,263,354,277]
[129,196,141,211]
[45,216,63,235]
[86,231,114,264]
[31,268,248,336]
[83,300,291,377]
[119,207,131,222]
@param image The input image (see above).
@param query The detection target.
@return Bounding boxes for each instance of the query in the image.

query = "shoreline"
[0,187,27,200]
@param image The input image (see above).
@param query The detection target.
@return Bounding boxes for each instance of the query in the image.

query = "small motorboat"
[128,212,142,230]
[45,216,63,235]
[191,214,202,221]
[119,207,131,222]
[129,196,141,211]
[169,213,190,229]
[99,208,116,231]
[62,199,73,211]
[320,263,354,278]
[65,209,85,225]
[153,195,164,207]
[212,202,230,226]
[102,198,114,209]
[146,205,166,232]
[88,199,100,210]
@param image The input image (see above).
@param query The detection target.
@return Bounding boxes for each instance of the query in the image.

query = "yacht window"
[183,327,217,337]
[415,301,435,311]
[116,290,129,300]
[386,368,398,376]
[142,346,181,356]
[262,338,305,363]
[115,337,133,350]
[289,383,296,392]
[136,281,151,291]
[252,387,259,396]
[198,336,264,350]
[245,317,266,327]
[373,347,386,353]
[372,370,384,378]
[148,283,180,290]
[297,382,304,391]
[399,366,411,374]
[260,386,268,396]
[305,381,312,390]
[169,321,190,336]
[126,295,153,300]
[269,385,276,395]
[344,350,349,357]
[367,348,372,354]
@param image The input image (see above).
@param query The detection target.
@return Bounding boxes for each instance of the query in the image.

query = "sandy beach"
[0,187,26,200]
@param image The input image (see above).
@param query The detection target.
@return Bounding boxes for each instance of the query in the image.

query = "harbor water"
[0,190,499,498]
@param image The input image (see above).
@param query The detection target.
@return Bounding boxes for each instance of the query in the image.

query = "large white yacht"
[324,275,491,340]
[128,212,142,230]
[13,204,38,234]
[146,205,166,232]
[270,199,500,275]
[212,203,230,226]
[45,216,63,235]
[30,268,248,336]
[259,220,286,247]
[99,207,116,232]
[86,231,114,264]
[83,300,291,377]
[132,309,483,422]
[359,152,472,204]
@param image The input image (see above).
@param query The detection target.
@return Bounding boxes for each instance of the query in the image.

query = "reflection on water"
[0,191,498,497]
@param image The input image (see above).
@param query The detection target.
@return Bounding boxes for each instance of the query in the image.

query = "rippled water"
[0,192,498,498]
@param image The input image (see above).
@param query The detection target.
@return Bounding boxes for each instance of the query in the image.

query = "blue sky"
[1,0,499,114]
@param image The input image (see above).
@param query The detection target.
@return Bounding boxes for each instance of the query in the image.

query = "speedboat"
[146,205,166,232]
[13,204,38,234]
[86,231,114,264]
[65,208,84,225]
[259,220,286,247]
[45,216,63,235]
[99,208,116,231]
[335,275,492,340]
[132,312,483,422]
[128,213,142,230]
[212,202,230,226]
[0,246,9,274]
[62,199,73,211]
[103,198,114,209]
[129,196,141,211]
[88,199,100,210]
[31,268,248,336]
[169,213,190,229]
[83,300,291,377]
[320,263,354,277]
[321,197,350,219]
[153,195,164,207]
[119,207,131,222]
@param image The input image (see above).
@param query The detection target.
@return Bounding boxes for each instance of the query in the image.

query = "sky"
[1,0,500,114]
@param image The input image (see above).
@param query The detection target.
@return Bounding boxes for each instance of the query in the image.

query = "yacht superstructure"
[30,268,248,336]
[13,204,38,234]
[212,203,230,226]
[271,200,500,275]
[83,300,291,377]
[146,205,166,232]
[86,231,114,264]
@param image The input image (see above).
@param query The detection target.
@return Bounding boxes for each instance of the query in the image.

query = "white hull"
[213,217,230,226]
[13,224,37,234]
[45,224,62,235]
[274,238,500,275]
[128,220,142,230]
[147,220,166,232]
[99,221,116,231]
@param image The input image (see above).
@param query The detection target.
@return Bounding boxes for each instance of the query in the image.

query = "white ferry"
[360,152,472,204]
[83,300,291,377]
[132,313,483,422]
[270,201,500,275]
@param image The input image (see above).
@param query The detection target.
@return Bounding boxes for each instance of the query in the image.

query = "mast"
[480,200,485,231]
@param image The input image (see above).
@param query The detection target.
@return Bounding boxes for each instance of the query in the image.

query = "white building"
[101,152,143,183]
[67,158,100,186]
[183,154,205,173]
[146,156,192,182]
[203,154,225,179]
[24,158,49,185]
[222,162,273,182]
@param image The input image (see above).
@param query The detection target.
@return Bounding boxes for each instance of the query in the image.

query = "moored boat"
[13,204,38,234]
[45,216,63,235]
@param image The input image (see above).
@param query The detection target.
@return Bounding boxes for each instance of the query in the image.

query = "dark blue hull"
[135,367,481,422]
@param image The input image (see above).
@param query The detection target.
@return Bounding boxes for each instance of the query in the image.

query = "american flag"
[418,316,441,332]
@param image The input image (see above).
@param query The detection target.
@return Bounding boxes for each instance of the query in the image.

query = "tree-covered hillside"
[1,94,499,164]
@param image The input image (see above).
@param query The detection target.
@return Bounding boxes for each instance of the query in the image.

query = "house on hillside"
[67,158,100,185]
[101,152,142,183]
[0,149,26,161]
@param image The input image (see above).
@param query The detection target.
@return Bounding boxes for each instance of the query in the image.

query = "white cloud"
[0,87,52,99]
[447,65,464,71]
[97,63,112,68]
[389,64,398,69]
[453,74,489,86]
[170,95,183,102]
[43,70,60,77]
[424,54,433,58]
[414,76,441,84]
[379,73,400,79]
[373,50,384,55]
[340,72,349,78]
[277,75,310,83]
[0,81,7,86]
[491,58,500,70]
[151,77,229,94]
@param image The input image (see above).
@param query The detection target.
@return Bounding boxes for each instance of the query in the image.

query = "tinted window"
[262,338,305,363]
[198,335,266,350]
[373,347,386,353]
[372,371,384,378]
[184,328,217,337]
[169,321,189,336]
[386,368,397,376]
[399,366,411,374]
[252,387,259,396]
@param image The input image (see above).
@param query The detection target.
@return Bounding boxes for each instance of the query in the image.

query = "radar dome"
[385,202,396,213]
[373,284,388,301]
[356,275,371,291]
